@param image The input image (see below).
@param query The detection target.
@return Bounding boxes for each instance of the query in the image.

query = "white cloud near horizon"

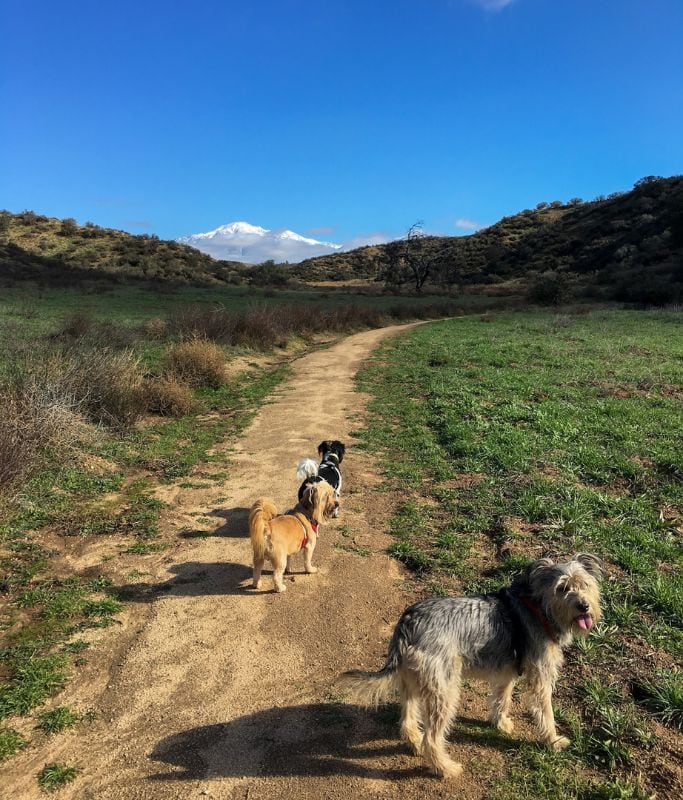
[454,217,483,231]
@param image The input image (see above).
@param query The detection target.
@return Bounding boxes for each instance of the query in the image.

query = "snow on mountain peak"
[176,220,342,263]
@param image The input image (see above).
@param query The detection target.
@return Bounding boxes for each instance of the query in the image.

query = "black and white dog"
[297,440,345,518]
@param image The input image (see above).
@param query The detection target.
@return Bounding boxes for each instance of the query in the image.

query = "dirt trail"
[7,321,497,800]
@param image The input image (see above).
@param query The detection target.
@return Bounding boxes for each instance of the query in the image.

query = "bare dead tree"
[382,220,431,292]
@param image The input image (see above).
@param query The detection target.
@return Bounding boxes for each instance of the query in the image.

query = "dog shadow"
[115,561,255,601]
[177,506,250,539]
[149,703,423,782]
[149,703,523,783]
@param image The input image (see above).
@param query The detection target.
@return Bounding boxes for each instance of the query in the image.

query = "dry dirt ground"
[5,322,512,800]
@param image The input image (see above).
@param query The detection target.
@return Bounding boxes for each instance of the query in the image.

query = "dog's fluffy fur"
[249,482,339,593]
[297,440,345,518]
[339,554,603,778]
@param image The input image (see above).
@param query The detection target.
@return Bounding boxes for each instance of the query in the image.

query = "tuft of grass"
[0,653,69,719]
[334,542,371,557]
[579,679,623,708]
[578,706,653,770]
[631,670,683,730]
[0,727,27,760]
[62,640,89,654]
[577,777,655,800]
[37,762,79,792]
[36,706,80,734]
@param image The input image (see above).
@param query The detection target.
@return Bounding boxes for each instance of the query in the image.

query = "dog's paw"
[495,716,514,735]
[252,580,261,589]
[432,760,463,780]
[274,583,287,593]
[306,566,319,574]
[551,736,570,751]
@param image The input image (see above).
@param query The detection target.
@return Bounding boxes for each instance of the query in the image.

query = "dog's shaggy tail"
[296,457,319,481]
[249,497,278,563]
[338,668,399,707]
[338,643,403,707]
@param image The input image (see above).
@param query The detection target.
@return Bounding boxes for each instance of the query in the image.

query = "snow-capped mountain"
[176,221,343,264]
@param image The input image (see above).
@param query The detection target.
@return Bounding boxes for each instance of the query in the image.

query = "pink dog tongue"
[577,614,593,630]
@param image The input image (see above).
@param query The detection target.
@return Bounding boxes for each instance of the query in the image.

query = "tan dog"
[249,482,338,592]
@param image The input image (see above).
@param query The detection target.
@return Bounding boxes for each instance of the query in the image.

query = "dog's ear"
[572,553,604,578]
[317,441,328,457]
[512,557,555,590]
[301,485,315,512]
[325,487,339,518]
[335,441,346,462]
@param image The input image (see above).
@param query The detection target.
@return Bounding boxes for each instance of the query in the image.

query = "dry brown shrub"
[48,348,147,426]
[0,385,88,490]
[144,376,198,416]
[56,311,136,348]
[142,317,168,340]
[165,336,227,388]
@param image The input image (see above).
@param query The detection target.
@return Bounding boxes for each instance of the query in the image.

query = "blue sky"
[2,0,682,246]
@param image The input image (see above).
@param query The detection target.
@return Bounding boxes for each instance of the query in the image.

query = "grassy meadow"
[357,309,682,800]
[0,283,505,338]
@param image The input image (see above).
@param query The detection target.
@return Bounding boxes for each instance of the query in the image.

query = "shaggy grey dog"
[339,554,603,778]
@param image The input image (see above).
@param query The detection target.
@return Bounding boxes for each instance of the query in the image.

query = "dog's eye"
[559,584,570,593]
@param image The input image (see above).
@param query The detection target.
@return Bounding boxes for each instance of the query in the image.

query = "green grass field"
[357,309,682,800]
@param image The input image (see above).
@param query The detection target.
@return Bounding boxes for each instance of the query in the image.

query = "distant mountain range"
[176,221,343,263]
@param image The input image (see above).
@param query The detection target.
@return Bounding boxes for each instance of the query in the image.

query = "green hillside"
[0,211,245,286]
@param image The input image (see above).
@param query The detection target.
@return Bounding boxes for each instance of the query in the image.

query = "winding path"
[7,322,476,800]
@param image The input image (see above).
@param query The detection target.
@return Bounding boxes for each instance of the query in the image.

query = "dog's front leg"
[528,674,569,750]
[303,542,318,574]
[488,677,516,734]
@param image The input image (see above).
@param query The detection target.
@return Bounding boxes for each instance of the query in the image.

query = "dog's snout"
[576,601,589,613]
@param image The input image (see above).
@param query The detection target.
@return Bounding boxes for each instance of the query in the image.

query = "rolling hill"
[0,211,246,287]
[292,175,683,303]
[2,175,682,303]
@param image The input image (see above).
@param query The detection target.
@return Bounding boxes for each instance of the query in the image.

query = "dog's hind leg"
[420,662,463,779]
[488,675,516,734]
[285,555,293,574]
[271,550,287,593]
[252,558,264,589]
[303,544,318,574]
[399,668,423,755]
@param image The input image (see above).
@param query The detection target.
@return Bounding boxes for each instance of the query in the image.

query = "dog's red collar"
[518,594,559,644]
